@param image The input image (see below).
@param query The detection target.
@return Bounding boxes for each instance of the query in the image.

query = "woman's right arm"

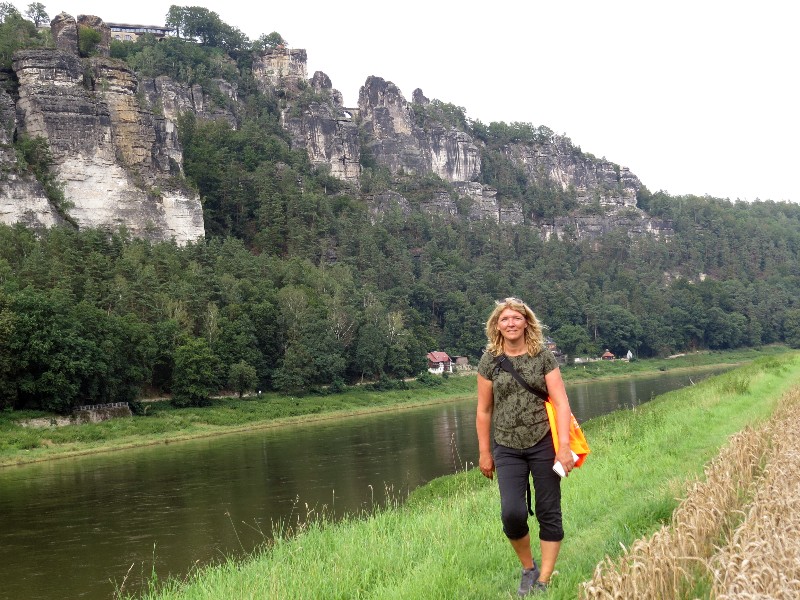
[476,374,495,479]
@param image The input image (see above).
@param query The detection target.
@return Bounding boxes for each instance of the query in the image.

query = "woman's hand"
[555,445,575,476]
[479,452,495,479]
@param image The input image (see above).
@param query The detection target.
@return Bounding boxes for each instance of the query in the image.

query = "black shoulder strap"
[495,354,548,401]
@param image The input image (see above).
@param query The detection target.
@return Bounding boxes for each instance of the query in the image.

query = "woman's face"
[497,308,527,343]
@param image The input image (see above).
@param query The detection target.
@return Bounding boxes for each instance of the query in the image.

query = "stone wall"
[73,402,133,424]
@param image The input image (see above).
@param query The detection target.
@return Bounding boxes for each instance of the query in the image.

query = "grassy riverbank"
[0,346,790,468]
[123,352,800,600]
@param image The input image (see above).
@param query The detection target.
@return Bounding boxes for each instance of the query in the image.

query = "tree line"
[2,183,799,414]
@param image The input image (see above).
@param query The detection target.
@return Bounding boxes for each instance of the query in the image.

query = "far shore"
[1,347,789,468]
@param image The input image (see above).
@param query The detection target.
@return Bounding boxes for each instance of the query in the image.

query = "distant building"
[108,23,172,42]
[452,356,470,370]
[601,349,615,360]
[545,336,566,365]
[426,351,453,374]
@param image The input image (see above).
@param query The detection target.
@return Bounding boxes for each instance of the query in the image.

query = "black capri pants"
[493,433,564,542]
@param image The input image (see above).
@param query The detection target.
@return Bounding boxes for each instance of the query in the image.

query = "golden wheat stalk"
[580,388,800,600]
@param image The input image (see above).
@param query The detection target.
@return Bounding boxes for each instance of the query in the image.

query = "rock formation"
[1,12,672,244]
[279,69,361,183]
[0,74,64,230]
[252,47,308,91]
[3,13,204,244]
[358,76,480,183]
[504,135,640,207]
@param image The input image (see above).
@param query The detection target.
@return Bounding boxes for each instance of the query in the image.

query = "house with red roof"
[426,351,453,374]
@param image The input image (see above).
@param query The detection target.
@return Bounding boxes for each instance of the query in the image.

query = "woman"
[476,297,575,596]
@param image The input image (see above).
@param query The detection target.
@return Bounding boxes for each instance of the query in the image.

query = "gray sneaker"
[517,562,541,596]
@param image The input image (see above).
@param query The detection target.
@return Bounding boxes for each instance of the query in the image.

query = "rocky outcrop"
[77,14,111,57]
[540,208,673,242]
[253,47,308,91]
[504,135,640,207]
[282,101,361,182]
[358,76,480,183]
[453,182,524,224]
[0,79,64,230]
[139,74,239,130]
[2,13,204,244]
[138,74,239,171]
[2,11,673,246]
[279,70,361,182]
[366,191,411,223]
[51,12,78,53]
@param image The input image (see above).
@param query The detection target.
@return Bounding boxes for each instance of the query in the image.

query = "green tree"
[353,323,387,380]
[783,309,800,349]
[227,360,258,398]
[77,24,100,57]
[171,338,220,407]
[552,324,593,361]
[165,5,186,37]
[0,2,20,21]
[252,31,286,51]
[24,2,47,26]
[595,304,642,357]
[0,9,41,67]
[0,291,15,409]
[7,289,97,413]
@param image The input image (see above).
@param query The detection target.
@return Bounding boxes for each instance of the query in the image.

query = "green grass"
[124,352,800,600]
[558,345,790,382]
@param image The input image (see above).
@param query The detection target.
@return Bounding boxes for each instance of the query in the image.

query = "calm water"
[0,368,727,600]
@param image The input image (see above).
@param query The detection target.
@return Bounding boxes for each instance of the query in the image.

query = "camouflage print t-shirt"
[477,349,559,449]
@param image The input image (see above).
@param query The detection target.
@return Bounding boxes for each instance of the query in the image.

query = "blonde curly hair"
[485,297,545,357]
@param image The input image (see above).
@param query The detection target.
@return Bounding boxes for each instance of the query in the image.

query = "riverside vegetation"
[115,352,800,599]
[0,347,785,468]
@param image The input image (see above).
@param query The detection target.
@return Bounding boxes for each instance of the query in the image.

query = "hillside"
[1,7,799,414]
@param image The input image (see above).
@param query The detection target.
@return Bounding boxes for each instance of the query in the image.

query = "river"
[0,368,727,600]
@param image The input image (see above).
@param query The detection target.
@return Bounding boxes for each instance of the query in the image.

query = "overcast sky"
[27,0,800,202]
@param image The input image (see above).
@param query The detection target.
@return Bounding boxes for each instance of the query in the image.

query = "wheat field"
[580,387,800,599]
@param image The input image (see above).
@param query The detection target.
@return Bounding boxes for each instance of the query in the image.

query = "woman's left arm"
[545,367,575,475]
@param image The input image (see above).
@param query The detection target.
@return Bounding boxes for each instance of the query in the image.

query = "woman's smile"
[498,308,527,341]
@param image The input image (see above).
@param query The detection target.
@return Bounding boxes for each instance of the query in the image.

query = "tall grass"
[125,353,800,599]
[582,377,800,599]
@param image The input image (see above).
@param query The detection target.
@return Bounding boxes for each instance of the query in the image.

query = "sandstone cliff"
[0,73,64,230]
[1,12,671,244]
[277,66,361,182]
[3,13,204,244]
[270,52,667,240]
[358,76,480,183]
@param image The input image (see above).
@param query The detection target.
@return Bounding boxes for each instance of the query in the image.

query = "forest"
[2,6,800,413]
